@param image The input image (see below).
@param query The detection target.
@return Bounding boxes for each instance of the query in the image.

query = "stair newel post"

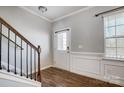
[38,45,41,82]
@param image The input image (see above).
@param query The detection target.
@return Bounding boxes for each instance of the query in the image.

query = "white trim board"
[71,51,104,56]
[41,65,53,70]
[19,6,52,22]
[19,6,95,23]
[0,70,41,87]
[53,6,95,22]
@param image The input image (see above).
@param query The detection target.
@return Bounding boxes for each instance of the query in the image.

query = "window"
[57,32,67,50]
[104,12,124,59]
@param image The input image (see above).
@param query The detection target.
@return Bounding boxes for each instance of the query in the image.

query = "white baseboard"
[41,65,53,70]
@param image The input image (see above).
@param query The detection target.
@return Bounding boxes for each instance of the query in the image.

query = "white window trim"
[103,10,124,61]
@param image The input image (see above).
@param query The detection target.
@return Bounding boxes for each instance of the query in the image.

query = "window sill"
[103,57,124,62]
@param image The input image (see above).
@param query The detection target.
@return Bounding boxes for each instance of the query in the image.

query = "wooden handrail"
[0,17,41,84]
[0,17,38,52]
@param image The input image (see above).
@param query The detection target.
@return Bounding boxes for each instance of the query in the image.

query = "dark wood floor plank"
[41,67,121,87]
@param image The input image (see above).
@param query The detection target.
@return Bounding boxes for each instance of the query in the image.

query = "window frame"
[56,31,67,51]
[104,10,124,60]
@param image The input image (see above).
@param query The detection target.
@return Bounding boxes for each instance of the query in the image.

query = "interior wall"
[52,6,124,86]
[53,6,118,53]
[0,6,120,70]
[0,6,53,69]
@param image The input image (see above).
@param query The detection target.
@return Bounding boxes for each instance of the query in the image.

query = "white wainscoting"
[69,52,124,86]
[70,52,104,80]
[102,59,124,86]
[53,51,124,86]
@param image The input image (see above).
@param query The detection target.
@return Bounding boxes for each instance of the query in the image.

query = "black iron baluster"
[14,34,17,74]
[30,47,32,79]
[38,46,41,82]
[34,50,36,80]
[7,29,10,72]
[26,44,28,78]
[20,39,22,76]
[0,23,2,70]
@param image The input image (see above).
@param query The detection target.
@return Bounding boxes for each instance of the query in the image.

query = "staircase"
[0,17,41,86]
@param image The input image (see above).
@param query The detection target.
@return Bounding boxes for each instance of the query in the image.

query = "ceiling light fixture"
[38,6,47,13]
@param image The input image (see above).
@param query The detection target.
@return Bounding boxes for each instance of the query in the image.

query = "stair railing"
[0,17,41,83]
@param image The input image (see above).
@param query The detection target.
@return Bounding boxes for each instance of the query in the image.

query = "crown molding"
[19,6,95,23]
[53,6,95,22]
[19,6,52,22]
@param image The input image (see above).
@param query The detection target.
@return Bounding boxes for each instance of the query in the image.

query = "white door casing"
[54,28,71,71]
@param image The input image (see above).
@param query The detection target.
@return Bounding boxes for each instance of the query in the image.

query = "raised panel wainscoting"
[70,52,124,86]
[102,60,124,86]
[54,52,124,86]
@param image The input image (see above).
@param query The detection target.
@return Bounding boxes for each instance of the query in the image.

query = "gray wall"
[0,6,119,70]
[53,6,118,53]
[0,6,52,69]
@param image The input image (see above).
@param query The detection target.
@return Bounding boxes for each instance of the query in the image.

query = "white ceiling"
[21,6,87,22]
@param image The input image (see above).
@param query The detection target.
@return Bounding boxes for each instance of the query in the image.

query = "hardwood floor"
[41,67,121,87]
